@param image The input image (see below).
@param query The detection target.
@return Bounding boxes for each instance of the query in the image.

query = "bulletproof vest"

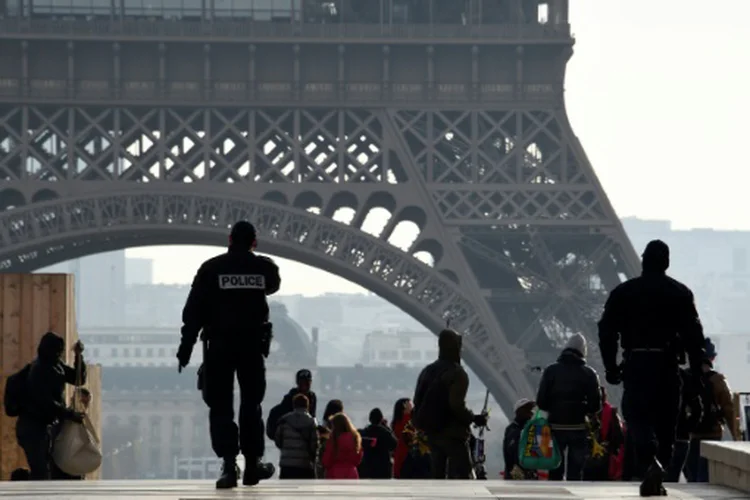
[203,253,271,332]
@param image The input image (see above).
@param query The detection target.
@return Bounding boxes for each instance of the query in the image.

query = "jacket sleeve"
[309,392,317,419]
[711,373,738,440]
[274,420,284,449]
[181,264,209,346]
[309,424,319,460]
[535,367,552,412]
[448,369,475,426]
[263,257,281,296]
[584,368,603,416]
[62,354,87,386]
[678,290,707,372]
[598,287,623,372]
[383,427,398,452]
[28,364,75,421]
[503,425,521,474]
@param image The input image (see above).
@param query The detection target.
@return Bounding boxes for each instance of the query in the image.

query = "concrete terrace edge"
[702,441,750,493]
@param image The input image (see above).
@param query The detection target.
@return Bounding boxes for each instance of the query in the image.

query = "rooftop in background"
[0,0,572,42]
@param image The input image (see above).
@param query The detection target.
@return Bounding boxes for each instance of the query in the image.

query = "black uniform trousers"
[621,355,681,480]
[202,334,267,460]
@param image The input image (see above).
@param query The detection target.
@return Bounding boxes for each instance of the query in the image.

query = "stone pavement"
[0,480,744,500]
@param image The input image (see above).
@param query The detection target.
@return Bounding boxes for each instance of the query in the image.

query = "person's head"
[368,407,384,426]
[513,398,535,424]
[292,393,309,412]
[705,337,717,363]
[296,368,312,393]
[323,399,344,424]
[564,333,587,358]
[77,387,92,409]
[438,328,462,363]
[391,398,412,428]
[642,239,670,274]
[37,331,65,363]
[330,412,361,454]
[10,468,30,481]
[229,220,257,251]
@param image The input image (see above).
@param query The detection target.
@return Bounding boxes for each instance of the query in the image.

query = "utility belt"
[197,322,273,393]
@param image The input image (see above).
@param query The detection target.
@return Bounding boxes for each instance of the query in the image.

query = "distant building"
[360,328,438,368]
[126,258,154,285]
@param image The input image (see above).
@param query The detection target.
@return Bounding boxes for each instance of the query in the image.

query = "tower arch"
[0,189,525,415]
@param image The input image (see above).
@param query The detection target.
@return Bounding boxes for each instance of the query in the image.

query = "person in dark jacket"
[503,398,538,480]
[266,370,317,445]
[359,408,398,479]
[274,393,318,479]
[176,220,281,489]
[412,329,488,479]
[686,337,738,483]
[16,332,86,480]
[536,333,601,482]
[598,240,708,497]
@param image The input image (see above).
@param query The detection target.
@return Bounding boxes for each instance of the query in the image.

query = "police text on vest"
[218,274,266,289]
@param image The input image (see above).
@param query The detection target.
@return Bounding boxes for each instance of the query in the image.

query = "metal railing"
[0,18,572,41]
[0,78,561,104]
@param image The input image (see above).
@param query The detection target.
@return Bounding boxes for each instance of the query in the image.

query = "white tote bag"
[52,412,103,476]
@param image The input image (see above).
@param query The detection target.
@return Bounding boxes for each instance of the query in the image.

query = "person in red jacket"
[390,398,413,478]
[322,413,363,479]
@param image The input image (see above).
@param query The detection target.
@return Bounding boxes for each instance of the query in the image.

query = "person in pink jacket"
[322,413,363,479]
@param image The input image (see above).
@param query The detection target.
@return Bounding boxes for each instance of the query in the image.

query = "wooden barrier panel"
[0,274,90,480]
[84,364,103,480]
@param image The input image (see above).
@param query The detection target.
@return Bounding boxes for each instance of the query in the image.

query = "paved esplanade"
[0,480,740,500]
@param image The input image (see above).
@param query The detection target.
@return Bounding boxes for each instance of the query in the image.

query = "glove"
[473,413,488,428]
[605,366,622,385]
[66,410,85,423]
[176,342,193,373]
[72,340,84,355]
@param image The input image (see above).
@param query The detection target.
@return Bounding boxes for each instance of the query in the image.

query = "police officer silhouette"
[177,221,281,489]
[598,240,708,497]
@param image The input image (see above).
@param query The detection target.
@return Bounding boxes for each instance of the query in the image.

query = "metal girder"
[0,97,641,416]
[0,190,525,413]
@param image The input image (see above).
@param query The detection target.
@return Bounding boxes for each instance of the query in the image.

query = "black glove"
[177,342,193,373]
[605,366,622,385]
[473,413,488,428]
[66,410,85,423]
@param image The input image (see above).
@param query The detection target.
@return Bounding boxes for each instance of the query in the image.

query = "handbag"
[51,360,103,476]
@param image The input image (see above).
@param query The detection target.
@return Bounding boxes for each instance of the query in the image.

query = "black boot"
[242,458,275,486]
[216,458,239,489]
[639,462,667,497]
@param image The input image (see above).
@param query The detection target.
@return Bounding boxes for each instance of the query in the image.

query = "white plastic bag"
[52,413,102,476]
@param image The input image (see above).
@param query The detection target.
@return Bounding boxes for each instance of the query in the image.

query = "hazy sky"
[128,1,750,293]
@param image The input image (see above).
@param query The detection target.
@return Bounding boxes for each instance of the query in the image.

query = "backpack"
[694,370,721,433]
[412,371,451,434]
[681,371,705,433]
[4,364,31,417]
[266,401,290,440]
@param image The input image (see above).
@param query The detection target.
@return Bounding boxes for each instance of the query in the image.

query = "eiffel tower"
[0,0,639,415]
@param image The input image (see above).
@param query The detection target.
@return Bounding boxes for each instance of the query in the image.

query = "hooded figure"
[16,332,86,480]
[536,333,601,481]
[412,329,488,479]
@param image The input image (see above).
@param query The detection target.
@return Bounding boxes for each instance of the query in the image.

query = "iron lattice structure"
[0,0,639,415]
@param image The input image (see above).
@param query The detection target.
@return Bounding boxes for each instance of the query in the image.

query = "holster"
[260,322,273,358]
